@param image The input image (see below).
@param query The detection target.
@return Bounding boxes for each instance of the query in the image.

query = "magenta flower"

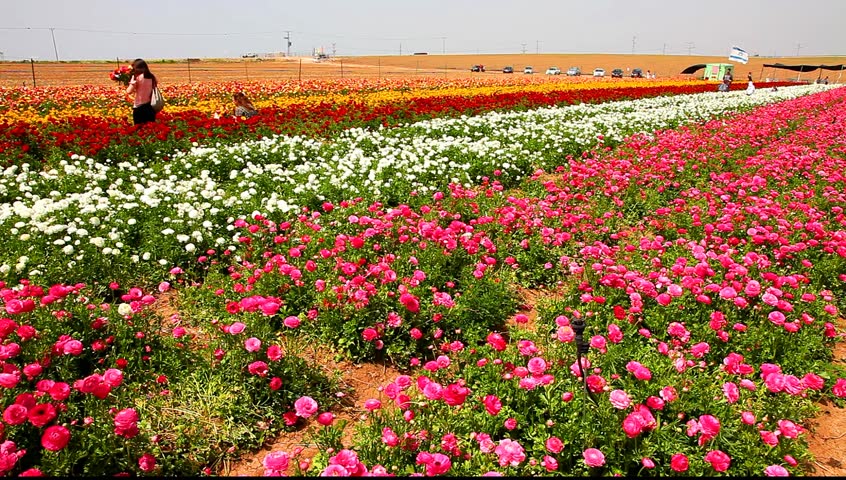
[764,465,789,476]
[545,436,564,454]
[704,450,731,472]
[483,395,502,416]
[263,451,290,473]
[670,453,689,472]
[138,453,157,472]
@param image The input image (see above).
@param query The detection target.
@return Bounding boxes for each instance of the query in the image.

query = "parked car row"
[473,64,649,78]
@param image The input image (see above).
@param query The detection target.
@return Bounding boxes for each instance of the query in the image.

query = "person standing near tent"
[723,70,733,87]
[746,78,755,95]
[747,72,753,82]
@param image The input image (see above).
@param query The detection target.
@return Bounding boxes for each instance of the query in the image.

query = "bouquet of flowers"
[109,65,133,86]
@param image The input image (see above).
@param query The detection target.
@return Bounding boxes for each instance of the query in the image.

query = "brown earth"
[1,53,844,87]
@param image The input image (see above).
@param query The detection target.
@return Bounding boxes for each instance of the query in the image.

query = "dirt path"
[806,320,846,476]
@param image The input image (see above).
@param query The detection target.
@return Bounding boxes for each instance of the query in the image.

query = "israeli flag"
[729,46,749,64]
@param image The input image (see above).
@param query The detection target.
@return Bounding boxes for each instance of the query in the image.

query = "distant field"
[1,53,843,87]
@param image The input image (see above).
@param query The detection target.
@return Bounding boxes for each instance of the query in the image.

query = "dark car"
[502,66,514,74]
[631,68,644,78]
[611,68,624,78]
[470,64,485,72]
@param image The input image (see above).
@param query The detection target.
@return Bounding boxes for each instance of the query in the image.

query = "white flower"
[117,303,133,316]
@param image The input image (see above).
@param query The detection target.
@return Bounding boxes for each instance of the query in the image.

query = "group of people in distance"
[125,58,258,125]
[719,70,756,95]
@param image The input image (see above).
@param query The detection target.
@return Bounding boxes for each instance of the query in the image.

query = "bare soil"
[1,53,843,87]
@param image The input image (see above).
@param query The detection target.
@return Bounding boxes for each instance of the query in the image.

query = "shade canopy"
[763,63,845,72]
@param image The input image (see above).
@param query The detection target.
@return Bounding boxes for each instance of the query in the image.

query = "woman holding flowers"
[125,58,158,125]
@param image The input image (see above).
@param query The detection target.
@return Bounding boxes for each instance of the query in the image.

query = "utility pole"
[663,43,667,55]
[441,37,446,55]
[49,27,59,61]
[686,42,695,55]
[399,42,402,56]
[795,43,802,57]
[536,40,540,54]
[284,31,292,57]
[631,36,636,55]
[332,43,336,57]
[521,43,527,54]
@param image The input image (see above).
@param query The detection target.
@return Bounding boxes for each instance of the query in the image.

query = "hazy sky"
[1,0,843,61]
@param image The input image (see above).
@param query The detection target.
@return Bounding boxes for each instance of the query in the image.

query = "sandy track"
[2,53,842,87]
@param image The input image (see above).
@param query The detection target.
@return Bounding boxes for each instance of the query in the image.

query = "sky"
[1,0,844,61]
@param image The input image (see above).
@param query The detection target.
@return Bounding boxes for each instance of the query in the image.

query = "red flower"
[27,403,57,428]
[41,425,71,451]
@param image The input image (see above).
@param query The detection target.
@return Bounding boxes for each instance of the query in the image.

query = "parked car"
[566,66,581,76]
[592,68,605,77]
[631,68,644,78]
[611,68,624,78]
[502,66,514,74]
[524,66,534,74]
[470,64,485,72]
[545,66,561,75]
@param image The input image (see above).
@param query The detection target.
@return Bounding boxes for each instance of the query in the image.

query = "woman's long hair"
[233,92,256,110]
[131,58,157,87]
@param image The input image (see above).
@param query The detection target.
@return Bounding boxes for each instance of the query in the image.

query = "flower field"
[0,77,844,476]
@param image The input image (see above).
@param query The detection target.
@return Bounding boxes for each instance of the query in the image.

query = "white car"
[545,66,561,75]
[524,66,534,74]
[593,68,605,77]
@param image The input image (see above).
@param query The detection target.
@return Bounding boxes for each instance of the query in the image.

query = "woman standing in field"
[125,59,158,125]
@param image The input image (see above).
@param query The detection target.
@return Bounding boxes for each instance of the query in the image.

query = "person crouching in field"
[126,59,158,125]
[232,92,258,119]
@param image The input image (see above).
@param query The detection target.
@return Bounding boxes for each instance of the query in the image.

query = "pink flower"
[741,411,756,425]
[832,378,846,398]
[583,448,605,468]
[41,425,70,451]
[364,398,382,411]
[670,453,689,472]
[609,389,631,409]
[416,451,452,476]
[777,419,803,439]
[542,455,558,472]
[486,332,507,351]
[228,322,246,335]
[504,417,517,430]
[764,465,789,476]
[244,337,262,352]
[704,450,731,472]
[294,396,318,418]
[494,439,526,467]
[114,408,140,439]
[263,451,290,472]
[760,430,780,446]
[266,345,283,361]
[248,361,269,377]
[283,316,301,328]
[138,453,157,472]
[545,436,564,454]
